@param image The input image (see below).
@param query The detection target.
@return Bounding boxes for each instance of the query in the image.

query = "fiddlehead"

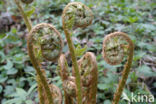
[102,32,134,104]
[74,52,98,104]
[27,23,63,104]
[58,54,76,104]
[62,2,93,104]
[29,23,63,61]
[62,2,93,29]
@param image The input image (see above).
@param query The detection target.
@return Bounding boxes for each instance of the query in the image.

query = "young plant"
[58,54,76,104]
[14,1,134,104]
[75,52,98,104]
[102,32,134,104]
[27,23,63,104]
[62,2,93,104]
[58,52,98,104]
[14,1,62,103]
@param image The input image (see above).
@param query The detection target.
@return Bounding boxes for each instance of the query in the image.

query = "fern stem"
[103,32,134,104]
[112,38,134,104]
[14,0,32,31]
[27,41,53,104]
[62,29,82,104]
[37,74,44,104]
[62,2,93,103]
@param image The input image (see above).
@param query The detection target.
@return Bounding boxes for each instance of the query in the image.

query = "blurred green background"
[0,0,156,104]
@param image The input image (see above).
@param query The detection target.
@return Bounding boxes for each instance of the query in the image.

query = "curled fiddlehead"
[28,23,63,61]
[58,54,76,104]
[102,32,134,104]
[74,52,98,104]
[62,2,93,104]
[58,52,98,104]
[62,2,93,29]
[27,23,63,104]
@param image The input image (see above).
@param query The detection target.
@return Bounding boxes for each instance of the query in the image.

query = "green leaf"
[16,88,27,98]
[137,65,156,77]
[0,33,8,40]
[127,16,138,23]
[11,28,17,34]
[7,68,18,75]
[4,59,13,70]
[24,66,34,72]
[4,85,14,96]
[104,100,111,104]
[13,53,25,64]
[0,76,8,83]
[154,82,156,87]
[0,85,3,93]
[27,83,37,95]
[75,45,87,57]
[0,51,5,63]
[26,100,33,104]
[133,51,146,62]
[98,83,111,90]
[4,98,22,104]
[25,7,35,17]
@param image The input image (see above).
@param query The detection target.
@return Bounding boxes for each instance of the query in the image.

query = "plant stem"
[27,41,53,104]
[58,54,74,104]
[112,33,134,104]
[62,2,94,103]
[63,28,82,104]
[14,1,53,104]
[14,0,32,31]
[37,75,44,104]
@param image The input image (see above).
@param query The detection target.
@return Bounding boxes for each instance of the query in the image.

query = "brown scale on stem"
[27,23,63,104]
[74,52,98,104]
[62,2,93,104]
[58,54,76,104]
[14,0,32,31]
[102,32,134,104]
[37,69,62,104]
[59,52,98,104]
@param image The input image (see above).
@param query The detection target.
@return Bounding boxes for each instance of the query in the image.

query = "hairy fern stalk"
[62,2,94,104]
[15,0,134,104]
[27,23,63,104]
[102,32,134,104]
